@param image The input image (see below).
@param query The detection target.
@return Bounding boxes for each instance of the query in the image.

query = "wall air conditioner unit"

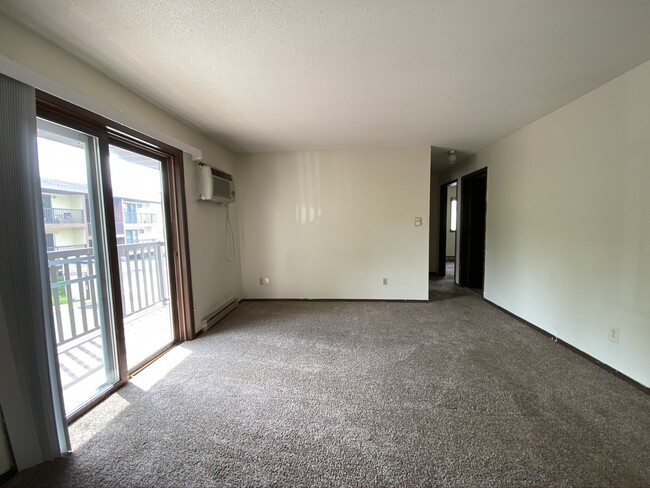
[196,162,235,203]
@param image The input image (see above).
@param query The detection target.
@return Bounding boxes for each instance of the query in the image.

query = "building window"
[126,229,139,244]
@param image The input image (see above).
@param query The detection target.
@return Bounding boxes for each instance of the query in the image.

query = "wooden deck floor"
[58,302,172,415]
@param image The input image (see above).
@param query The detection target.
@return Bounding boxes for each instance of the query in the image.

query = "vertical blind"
[0,73,68,468]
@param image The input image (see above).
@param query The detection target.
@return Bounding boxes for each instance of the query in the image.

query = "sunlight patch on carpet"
[130,345,192,392]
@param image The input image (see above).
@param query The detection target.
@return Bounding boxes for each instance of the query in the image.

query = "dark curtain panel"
[0,73,68,469]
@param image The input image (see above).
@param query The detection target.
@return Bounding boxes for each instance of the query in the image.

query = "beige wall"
[440,59,650,387]
[50,194,83,210]
[48,228,86,248]
[0,13,242,331]
[237,147,431,300]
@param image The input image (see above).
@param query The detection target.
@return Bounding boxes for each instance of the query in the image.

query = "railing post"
[155,243,168,304]
[49,262,63,343]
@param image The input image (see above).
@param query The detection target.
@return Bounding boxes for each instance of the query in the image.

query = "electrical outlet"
[414,217,422,226]
[259,277,270,285]
[608,326,620,343]
[383,278,388,285]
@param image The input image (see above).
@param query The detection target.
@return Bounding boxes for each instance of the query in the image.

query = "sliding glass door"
[36,118,118,417]
[35,107,183,419]
[108,144,176,371]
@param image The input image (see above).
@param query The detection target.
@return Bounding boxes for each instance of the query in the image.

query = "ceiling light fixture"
[448,150,457,165]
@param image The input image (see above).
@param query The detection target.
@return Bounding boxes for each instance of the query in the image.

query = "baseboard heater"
[201,298,239,333]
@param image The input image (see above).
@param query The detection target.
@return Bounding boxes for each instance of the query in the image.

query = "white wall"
[445,184,457,257]
[439,60,650,387]
[237,147,431,300]
[184,156,241,329]
[0,13,242,331]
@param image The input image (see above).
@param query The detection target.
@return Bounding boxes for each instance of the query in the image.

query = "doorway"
[437,180,458,280]
[35,102,188,420]
[458,168,487,291]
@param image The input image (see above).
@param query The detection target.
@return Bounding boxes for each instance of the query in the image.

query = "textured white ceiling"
[2,1,650,155]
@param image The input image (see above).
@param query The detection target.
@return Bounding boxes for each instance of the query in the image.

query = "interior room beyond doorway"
[437,180,458,282]
[445,182,457,277]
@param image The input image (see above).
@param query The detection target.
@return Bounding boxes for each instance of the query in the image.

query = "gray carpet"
[8,273,650,487]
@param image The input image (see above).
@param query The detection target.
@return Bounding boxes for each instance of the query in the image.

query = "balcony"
[48,242,172,413]
[44,207,84,225]
[47,244,88,252]
[124,211,156,224]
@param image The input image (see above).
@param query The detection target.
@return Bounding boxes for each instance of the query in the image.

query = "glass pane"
[37,118,118,417]
[109,145,174,370]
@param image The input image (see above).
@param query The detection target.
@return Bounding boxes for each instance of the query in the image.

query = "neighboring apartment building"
[41,178,164,251]
[113,198,164,245]
[41,179,90,251]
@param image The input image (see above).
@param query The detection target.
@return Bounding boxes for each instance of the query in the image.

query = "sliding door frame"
[36,92,195,422]
[107,136,181,374]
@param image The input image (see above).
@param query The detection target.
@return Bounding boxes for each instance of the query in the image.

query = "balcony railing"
[47,244,88,252]
[48,241,168,347]
[44,207,84,224]
[116,242,169,317]
[124,211,156,224]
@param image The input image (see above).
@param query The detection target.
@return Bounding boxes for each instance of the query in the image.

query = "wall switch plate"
[260,277,270,285]
[608,326,620,343]
[415,217,422,226]
[383,278,388,285]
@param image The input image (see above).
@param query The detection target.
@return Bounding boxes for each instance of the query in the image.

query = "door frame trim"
[458,167,488,290]
[437,179,458,277]
[37,91,195,339]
